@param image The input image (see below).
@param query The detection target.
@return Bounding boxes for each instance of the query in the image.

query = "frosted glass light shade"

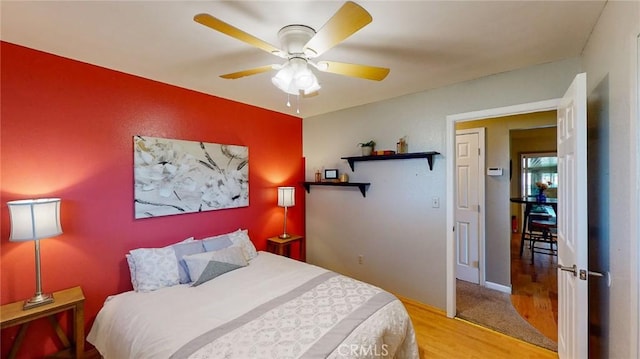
[271,58,321,96]
[8,198,62,241]
[277,187,295,207]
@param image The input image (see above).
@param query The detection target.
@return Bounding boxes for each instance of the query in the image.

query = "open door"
[557,72,588,358]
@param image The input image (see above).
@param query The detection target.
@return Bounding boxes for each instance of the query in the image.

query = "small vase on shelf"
[536,191,547,203]
[358,140,376,156]
[361,146,373,156]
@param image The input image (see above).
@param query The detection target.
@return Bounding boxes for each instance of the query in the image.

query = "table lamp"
[277,187,295,239]
[7,198,62,309]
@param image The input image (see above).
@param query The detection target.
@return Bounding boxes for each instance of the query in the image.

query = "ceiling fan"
[194,1,390,100]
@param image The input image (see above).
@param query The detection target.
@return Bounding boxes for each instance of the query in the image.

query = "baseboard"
[484,281,512,294]
[394,294,446,315]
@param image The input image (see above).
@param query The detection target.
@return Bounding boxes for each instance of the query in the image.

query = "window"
[521,153,557,198]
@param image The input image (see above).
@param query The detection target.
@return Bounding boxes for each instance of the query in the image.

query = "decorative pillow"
[125,236,195,290]
[171,240,205,284]
[202,234,233,252]
[125,254,138,291]
[191,261,243,287]
[228,229,258,261]
[129,247,180,292]
[183,246,248,285]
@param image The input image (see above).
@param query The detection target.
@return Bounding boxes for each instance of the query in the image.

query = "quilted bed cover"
[87,251,419,359]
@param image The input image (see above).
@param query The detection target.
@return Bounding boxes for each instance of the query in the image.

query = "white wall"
[303,57,581,308]
[581,1,640,357]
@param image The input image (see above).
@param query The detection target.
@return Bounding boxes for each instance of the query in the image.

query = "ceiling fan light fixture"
[195,1,387,111]
[272,58,321,96]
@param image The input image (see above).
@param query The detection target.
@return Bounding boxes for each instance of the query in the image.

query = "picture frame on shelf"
[324,169,339,180]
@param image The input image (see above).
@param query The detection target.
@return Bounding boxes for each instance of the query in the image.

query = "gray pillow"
[191,260,243,287]
[172,241,205,284]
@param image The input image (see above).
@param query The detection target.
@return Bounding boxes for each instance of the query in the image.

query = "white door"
[455,129,484,284]
[557,72,588,358]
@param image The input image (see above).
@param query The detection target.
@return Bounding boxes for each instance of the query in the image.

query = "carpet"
[456,280,557,351]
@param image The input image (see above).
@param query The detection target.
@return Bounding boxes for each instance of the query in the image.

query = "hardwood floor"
[510,232,559,342]
[399,296,557,358]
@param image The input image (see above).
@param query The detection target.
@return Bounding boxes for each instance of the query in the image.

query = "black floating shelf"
[341,151,441,171]
[302,182,371,197]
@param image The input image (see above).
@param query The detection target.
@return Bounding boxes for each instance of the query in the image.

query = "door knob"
[558,264,610,286]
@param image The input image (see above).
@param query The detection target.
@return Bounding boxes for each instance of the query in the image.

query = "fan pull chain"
[286,93,291,108]
[296,95,300,114]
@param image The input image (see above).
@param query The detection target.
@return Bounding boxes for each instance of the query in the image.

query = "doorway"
[452,111,559,345]
[447,73,591,353]
[446,100,562,319]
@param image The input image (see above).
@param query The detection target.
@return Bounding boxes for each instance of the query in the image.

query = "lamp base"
[23,293,54,310]
[279,233,292,239]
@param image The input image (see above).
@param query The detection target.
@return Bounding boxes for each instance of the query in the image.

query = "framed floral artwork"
[133,135,248,219]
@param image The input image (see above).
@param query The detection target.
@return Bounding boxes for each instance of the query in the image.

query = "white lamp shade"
[8,198,62,241]
[277,187,295,207]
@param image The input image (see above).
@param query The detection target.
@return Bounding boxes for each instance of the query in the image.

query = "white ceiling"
[1,1,605,118]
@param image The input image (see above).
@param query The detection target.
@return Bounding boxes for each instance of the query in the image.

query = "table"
[0,286,85,359]
[510,196,558,257]
[266,234,305,261]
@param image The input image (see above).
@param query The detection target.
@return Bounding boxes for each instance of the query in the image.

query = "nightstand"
[267,234,305,261]
[1,286,85,359]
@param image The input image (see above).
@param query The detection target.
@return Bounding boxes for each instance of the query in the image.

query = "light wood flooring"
[510,232,559,342]
[400,296,557,358]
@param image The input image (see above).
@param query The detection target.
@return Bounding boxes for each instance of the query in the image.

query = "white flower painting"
[133,136,248,219]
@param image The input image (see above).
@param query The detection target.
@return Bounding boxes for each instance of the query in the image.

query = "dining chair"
[528,218,558,264]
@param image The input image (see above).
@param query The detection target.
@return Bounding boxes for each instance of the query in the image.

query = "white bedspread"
[88,252,418,358]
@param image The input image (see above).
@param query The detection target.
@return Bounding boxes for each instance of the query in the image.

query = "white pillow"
[125,254,138,290]
[228,229,257,261]
[129,247,180,292]
[183,245,248,283]
[126,236,195,291]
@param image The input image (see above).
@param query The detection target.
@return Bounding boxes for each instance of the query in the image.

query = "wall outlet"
[432,196,440,208]
[358,255,364,264]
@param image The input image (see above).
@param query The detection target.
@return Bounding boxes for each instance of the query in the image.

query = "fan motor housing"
[278,25,316,56]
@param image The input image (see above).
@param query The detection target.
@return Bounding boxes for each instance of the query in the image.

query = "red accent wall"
[0,41,304,358]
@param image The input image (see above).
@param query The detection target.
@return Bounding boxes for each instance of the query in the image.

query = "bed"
[87,231,418,359]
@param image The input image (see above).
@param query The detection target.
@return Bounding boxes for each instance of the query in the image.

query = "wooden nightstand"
[1,286,85,359]
[267,234,305,261]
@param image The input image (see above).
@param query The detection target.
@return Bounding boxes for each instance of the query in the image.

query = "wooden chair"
[528,219,557,264]
[520,209,551,255]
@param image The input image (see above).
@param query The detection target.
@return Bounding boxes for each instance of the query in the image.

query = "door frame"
[455,127,486,285]
[634,33,640,358]
[445,98,560,317]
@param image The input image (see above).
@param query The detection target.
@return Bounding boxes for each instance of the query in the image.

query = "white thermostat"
[487,168,503,176]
